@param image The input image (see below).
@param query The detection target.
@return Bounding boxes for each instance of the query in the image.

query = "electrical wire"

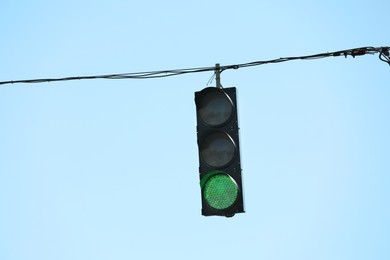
[206,73,216,86]
[0,46,389,86]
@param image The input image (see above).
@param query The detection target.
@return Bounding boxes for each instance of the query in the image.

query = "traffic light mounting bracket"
[215,63,222,89]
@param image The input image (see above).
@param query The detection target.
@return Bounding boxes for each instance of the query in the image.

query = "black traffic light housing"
[195,87,244,217]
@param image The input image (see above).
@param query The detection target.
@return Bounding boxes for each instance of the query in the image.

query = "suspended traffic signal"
[195,87,244,217]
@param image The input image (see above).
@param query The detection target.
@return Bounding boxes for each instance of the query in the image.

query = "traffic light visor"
[198,90,233,127]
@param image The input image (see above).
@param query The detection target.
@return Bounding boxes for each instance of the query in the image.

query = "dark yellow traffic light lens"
[198,91,233,126]
[203,173,238,210]
[200,132,236,168]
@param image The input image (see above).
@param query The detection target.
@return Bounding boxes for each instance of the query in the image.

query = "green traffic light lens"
[203,173,238,210]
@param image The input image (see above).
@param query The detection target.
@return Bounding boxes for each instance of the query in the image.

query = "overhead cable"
[0,46,389,86]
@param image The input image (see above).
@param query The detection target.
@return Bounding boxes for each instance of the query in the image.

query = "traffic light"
[195,86,244,217]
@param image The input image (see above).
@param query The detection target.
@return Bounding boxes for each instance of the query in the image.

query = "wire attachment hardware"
[379,47,390,66]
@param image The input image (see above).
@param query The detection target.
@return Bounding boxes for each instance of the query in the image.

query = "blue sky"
[1,1,389,260]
